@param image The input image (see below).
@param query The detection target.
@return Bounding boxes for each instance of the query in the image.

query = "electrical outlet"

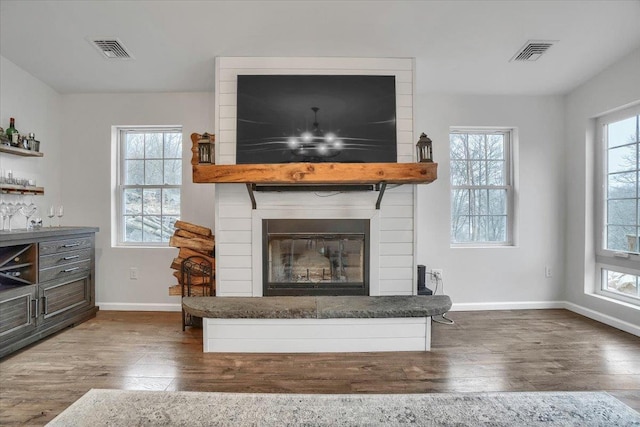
[545,266,552,278]
[427,269,443,294]
[130,267,139,280]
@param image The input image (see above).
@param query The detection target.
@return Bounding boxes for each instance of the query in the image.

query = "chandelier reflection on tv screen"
[287,107,344,161]
[236,75,397,164]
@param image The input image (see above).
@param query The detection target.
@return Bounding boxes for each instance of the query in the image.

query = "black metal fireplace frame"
[262,219,370,297]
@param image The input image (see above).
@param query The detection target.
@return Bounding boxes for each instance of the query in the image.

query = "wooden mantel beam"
[193,162,437,185]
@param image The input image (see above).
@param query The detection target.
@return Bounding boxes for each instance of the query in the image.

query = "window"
[597,105,640,304]
[602,269,639,303]
[450,129,514,245]
[117,127,182,245]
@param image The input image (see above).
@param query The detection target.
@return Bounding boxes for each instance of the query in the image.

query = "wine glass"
[14,198,26,226]
[56,205,64,227]
[5,201,18,232]
[47,205,55,227]
[0,199,8,231]
[20,199,38,229]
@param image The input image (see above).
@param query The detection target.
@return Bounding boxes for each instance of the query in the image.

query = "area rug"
[47,389,640,426]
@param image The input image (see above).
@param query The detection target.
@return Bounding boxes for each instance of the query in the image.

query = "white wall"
[0,55,63,217]
[61,92,215,310]
[564,47,640,327]
[416,94,566,308]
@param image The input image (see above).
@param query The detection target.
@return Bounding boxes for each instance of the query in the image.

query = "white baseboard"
[562,301,640,337]
[97,302,181,312]
[451,300,638,337]
[451,301,566,311]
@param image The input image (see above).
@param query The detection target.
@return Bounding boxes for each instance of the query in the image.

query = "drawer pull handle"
[63,255,80,260]
[63,243,81,248]
[31,298,39,319]
[62,267,80,273]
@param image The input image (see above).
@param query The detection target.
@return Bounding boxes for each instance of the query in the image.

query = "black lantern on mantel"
[416,132,433,163]
[198,133,214,164]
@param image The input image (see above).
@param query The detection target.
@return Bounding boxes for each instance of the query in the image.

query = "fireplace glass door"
[263,219,369,296]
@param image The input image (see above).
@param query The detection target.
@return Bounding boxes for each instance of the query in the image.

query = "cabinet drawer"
[40,277,90,320]
[0,285,38,338]
[39,236,93,255]
[39,249,91,270]
[39,260,91,283]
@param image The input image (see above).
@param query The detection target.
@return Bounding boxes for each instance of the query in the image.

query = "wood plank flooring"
[0,309,638,426]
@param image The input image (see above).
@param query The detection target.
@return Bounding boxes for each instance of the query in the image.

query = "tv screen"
[236,75,397,164]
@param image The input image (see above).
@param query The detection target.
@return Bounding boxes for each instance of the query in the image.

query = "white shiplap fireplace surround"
[214,57,418,299]
[204,57,430,352]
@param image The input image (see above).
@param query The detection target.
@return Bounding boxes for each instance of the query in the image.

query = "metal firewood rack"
[181,255,215,331]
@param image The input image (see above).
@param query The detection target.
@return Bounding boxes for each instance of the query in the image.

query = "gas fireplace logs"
[168,220,215,296]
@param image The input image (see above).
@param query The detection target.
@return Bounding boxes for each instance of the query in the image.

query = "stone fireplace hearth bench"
[182,295,452,353]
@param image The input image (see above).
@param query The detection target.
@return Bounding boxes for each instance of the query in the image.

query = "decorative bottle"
[6,118,19,146]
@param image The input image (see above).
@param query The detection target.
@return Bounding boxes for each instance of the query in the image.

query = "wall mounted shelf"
[193,162,437,184]
[192,162,437,209]
[0,145,43,157]
[0,184,45,195]
[1,144,45,195]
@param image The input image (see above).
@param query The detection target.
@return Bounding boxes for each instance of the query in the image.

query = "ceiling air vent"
[510,40,556,62]
[89,38,133,59]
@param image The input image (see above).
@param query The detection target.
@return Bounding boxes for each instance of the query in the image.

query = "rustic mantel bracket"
[246,184,258,210]
[375,182,387,210]
[244,182,389,210]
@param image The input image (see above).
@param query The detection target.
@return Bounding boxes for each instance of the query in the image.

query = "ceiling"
[1,0,639,96]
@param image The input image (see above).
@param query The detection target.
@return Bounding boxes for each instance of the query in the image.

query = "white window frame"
[115,126,182,247]
[595,103,640,305]
[449,128,515,247]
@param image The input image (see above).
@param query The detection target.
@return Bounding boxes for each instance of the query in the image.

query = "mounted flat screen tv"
[236,75,397,164]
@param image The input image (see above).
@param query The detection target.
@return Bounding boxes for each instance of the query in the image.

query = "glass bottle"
[6,118,19,146]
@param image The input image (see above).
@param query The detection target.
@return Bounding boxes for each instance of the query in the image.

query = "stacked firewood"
[168,220,215,296]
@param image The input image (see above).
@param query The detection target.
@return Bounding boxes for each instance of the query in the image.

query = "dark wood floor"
[0,309,638,425]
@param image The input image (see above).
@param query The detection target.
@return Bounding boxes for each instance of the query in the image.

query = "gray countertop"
[0,226,99,244]
[182,295,453,319]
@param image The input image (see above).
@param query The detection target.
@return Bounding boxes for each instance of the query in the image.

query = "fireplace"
[262,219,370,296]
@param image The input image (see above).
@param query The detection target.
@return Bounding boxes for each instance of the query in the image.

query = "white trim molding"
[451,300,639,337]
[451,301,566,311]
[563,301,640,337]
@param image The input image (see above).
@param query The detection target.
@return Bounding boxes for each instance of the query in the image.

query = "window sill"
[113,244,174,250]
[451,244,518,249]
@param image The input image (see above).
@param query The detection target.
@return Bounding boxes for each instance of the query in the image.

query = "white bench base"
[203,317,431,353]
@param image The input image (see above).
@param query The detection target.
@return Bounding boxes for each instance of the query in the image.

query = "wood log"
[178,247,215,268]
[173,220,212,237]
[169,235,214,254]
[192,162,438,185]
[174,229,207,239]
[167,217,216,296]
[171,257,213,276]
[170,257,183,271]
